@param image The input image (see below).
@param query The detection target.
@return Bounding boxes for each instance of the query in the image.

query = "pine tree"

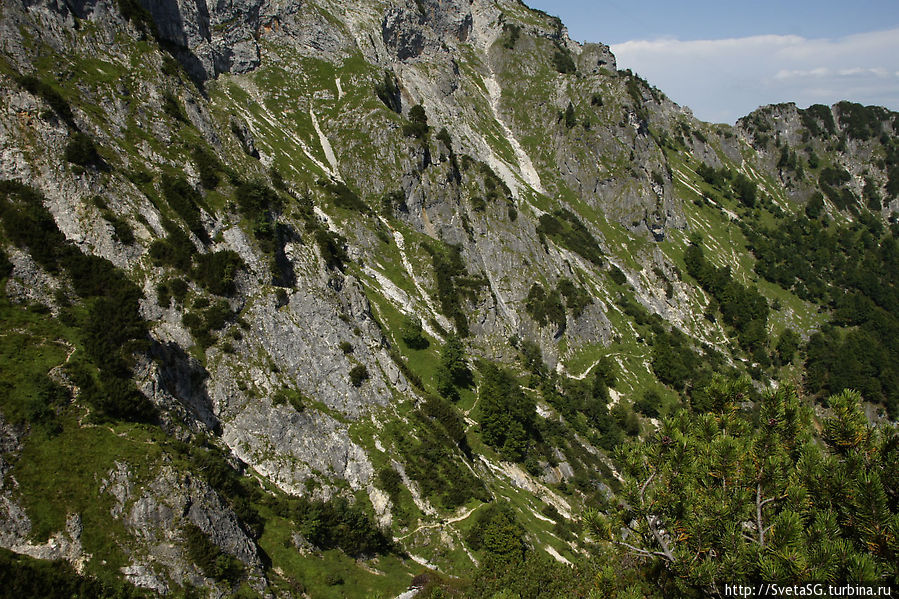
[586,380,899,593]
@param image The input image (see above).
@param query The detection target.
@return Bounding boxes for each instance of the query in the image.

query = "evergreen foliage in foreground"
[587,379,899,594]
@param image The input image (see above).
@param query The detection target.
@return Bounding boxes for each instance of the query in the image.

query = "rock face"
[122,464,265,587]
[0,0,897,594]
[138,0,264,80]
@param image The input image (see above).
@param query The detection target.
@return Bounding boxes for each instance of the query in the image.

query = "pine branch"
[756,482,766,547]
[614,539,676,563]
[647,515,677,563]
[639,471,657,504]
[755,480,789,548]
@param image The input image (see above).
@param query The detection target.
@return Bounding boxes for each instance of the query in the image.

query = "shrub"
[478,363,535,462]
[805,192,825,219]
[1,183,153,425]
[732,173,757,208]
[272,387,305,412]
[536,210,604,266]
[192,145,221,189]
[349,365,369,387]
[182,298,235,349]
[0,547,145,598]
[552,47,576,74]
[116,0,157,38]
[317,179,368,213]
[65,132,102,168]
[502,23,521,49]
[387,349,424,392]
[16,74,76,128]
[162,91,186,122]
[161,174,206,241]
[557,278,591,318]
[183,523,244,583]
[92,196,134,244]
[800,104,836,136]
[400,315,428,349]
[192,250,244,296]
[377,467,403,502]
[836,101,885,140]
[819,166,851,187]
[396,400,488,510]
[149,219,194,271]
[314,229,348,271]
[402,104,429,139]
[594,356,618,389]
[466,502,526,560]
[0,247,12,278]
[519,339,545,377]
[161,54,182,78]
[381,190,407,215]
[775,328,800,365]
[435,127,452,149]
[125,167,154,187]
[562,102,576,129]
[684,241,769,356]
[235,181,282,217]
[435,333,472,400]
[525,283,566,332]
[78,368,156,422]
[295,496,392,556]
[201,299,234,331]
[634,388,664,418]
[422,242,483,336]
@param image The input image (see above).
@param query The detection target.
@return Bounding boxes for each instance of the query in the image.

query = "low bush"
[349,365,369,387]
[182,523,244,583]
[402,104,429,139]
[192,145,222,189]
[65,132,103,168]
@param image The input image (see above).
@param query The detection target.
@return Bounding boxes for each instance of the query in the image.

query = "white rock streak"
[309,108,341,180]
[380,218,451,335]
[545,545,572,565]
[225,82,335,179]
[482,73,545,194]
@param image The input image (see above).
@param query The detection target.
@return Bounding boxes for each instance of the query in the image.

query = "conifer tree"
[587,380,899,593]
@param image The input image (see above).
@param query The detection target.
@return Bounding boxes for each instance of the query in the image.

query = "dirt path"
[394,503,485,541]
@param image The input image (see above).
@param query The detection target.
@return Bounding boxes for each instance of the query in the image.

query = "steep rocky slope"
[0,0,897,595]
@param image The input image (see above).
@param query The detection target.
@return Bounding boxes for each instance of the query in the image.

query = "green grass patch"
[257,511,413,598]
[12,422,162,571]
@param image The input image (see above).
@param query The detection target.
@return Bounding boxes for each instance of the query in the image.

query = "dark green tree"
[435,333,472,401]
[399,314,428,349]
[402,104,429,139]
[587,380,899,593]
[478,364,535,462]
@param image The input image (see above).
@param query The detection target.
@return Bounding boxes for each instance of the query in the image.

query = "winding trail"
[394,503,485,541]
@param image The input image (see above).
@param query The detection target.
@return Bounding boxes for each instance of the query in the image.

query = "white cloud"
[773,67,831,80]
[610,28,899,123]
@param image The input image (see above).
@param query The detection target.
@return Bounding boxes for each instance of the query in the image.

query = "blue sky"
[524,0,899,123]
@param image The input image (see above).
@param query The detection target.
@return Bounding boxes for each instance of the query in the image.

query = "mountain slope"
[0,0,897,595]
